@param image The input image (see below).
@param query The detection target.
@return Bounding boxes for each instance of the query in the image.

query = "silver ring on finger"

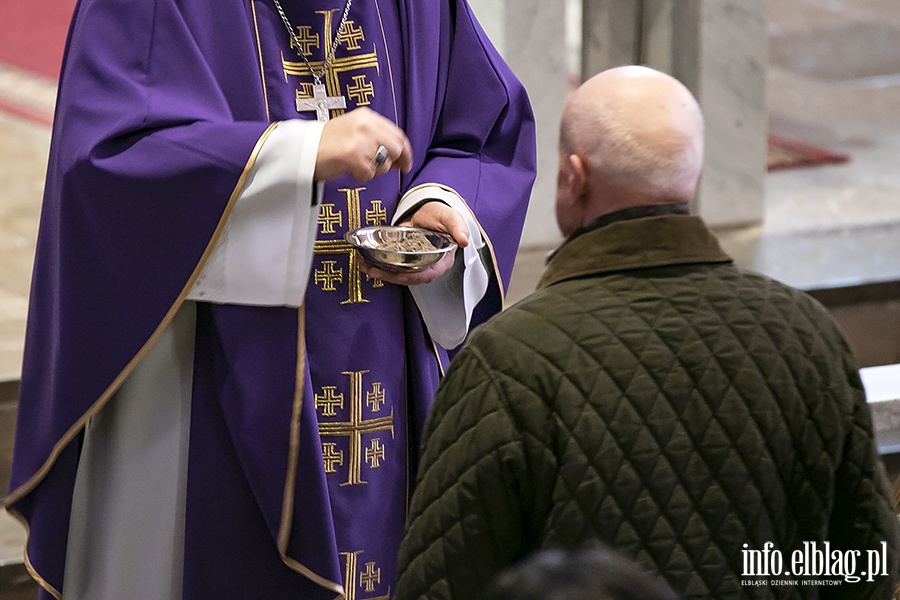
[372,145,389,170]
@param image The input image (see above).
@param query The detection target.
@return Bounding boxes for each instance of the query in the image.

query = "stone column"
[582,0,768,228]
[581,0,642,77]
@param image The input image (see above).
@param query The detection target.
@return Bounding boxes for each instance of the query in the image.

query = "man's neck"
[570,203,691,240]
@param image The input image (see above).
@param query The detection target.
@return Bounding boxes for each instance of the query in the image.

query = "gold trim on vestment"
[431,339,446,378]
[6,508,62,600]
[251,0,272,121]
[277,305,305,552]
[275,303,343,597]
[281,555,345,598]
[401,182,507,309]
[372,0,402,192]
[276,306,343,598]
[2,122,280,598]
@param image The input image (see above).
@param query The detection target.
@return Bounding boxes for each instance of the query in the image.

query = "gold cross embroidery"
[363,199,386,290]
[318,371,394,486]
[359,562,381,593]
[365,439,385,469]
[339,21,365,50]
[365,200,387,226]
[283,10,380,119]
[340,551,391,600]
[313,187,385,303]
[289,24,320,57]
[346,74,375,106]
[315,385,344,417]
[318,203,344,235]
[322,442,344,474]
[313,260,343,292]
[366,382,385,412]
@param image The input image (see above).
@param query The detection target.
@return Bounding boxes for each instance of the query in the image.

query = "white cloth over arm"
[187,119,324,307]
[393,185,490,349]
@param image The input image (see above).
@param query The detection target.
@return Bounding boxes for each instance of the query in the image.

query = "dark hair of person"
[482,547,681,600]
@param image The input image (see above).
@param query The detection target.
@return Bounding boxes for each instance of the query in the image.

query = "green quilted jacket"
[396,215,900,600]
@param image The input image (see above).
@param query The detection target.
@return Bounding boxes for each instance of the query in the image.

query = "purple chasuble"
[5,0,536,598]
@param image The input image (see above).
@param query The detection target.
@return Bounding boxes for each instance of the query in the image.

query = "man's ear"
[568,154,588,201]
[555,153,589,237]
[558,154,586,204]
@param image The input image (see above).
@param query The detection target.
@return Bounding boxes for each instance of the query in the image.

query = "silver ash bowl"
[345,226,458,272]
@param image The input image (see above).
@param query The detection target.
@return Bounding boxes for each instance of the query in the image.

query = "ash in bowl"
[345,226,458,272]
[378,231,439,253]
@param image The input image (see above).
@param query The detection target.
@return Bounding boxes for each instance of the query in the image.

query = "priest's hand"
[359,201,470,286]
[314,107,413,182]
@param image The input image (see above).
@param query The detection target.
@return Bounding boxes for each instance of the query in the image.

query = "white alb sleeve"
[187,120,324,307]
[393,185,490,349]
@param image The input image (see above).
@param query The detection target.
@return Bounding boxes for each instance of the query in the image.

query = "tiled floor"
[0,110,49,383]
[2,0,900,575]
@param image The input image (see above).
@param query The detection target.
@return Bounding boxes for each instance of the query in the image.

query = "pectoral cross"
[297,83,347,122]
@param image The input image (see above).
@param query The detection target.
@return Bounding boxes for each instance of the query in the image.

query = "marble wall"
[473,0,769,240]
[581,0,641,75]
[582,0,769,228]
[691,2,768,227]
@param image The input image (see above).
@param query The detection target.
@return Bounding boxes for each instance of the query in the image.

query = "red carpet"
[767,134,850,171]
[0,0,76,79]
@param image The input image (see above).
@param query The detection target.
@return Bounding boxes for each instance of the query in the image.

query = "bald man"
[394,66,899,600]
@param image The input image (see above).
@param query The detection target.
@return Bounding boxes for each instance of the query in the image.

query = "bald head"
[555,66,705,236]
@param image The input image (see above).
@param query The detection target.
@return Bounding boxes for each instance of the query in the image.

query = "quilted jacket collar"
[538,215,733,289]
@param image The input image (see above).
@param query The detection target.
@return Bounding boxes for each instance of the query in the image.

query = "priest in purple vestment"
[3,0,536,598]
